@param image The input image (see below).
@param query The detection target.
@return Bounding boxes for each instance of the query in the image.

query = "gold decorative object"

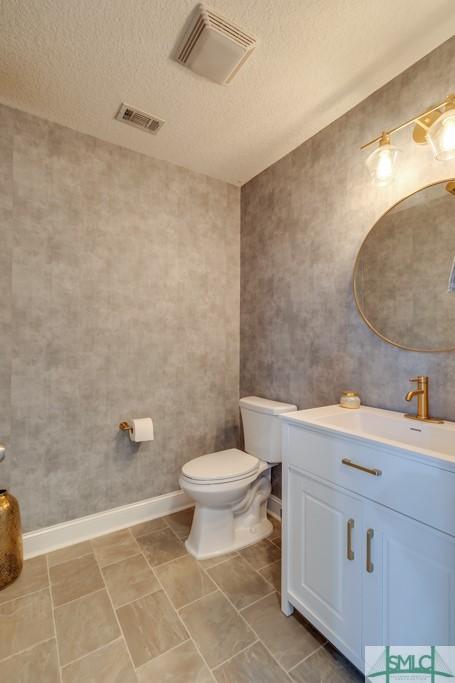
[0,489,23,591]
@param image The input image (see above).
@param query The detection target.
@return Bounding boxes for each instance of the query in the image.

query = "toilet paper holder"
[119,417,154,442]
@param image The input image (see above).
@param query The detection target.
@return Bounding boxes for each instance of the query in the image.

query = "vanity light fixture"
[365,132,400,185]
[427,104,455,160]
[361,94,455,184]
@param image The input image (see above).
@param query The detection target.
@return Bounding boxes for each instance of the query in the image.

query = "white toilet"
[179,396,297,559]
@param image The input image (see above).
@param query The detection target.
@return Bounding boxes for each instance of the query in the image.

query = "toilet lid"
[182,449,259,483]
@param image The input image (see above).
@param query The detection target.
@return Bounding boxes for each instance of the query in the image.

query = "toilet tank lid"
[239,396,297,415]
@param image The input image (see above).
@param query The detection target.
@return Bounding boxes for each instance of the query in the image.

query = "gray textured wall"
[240,37,455,497]
[1,38,454,526]
[0,104,240,531]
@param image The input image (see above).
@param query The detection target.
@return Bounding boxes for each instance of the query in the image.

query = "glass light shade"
[366,142,400,186]
[427,108,455,161]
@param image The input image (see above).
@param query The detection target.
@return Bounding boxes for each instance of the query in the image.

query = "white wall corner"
[268,494,282,521]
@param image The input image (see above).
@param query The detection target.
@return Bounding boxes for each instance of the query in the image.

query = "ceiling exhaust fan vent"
[176,4,256,85]
[115,104,165,134]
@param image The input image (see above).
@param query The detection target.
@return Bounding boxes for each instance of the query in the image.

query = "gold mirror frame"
[353,178,455,353]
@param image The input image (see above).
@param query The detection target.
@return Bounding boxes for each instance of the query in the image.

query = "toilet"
[179,396,297,559]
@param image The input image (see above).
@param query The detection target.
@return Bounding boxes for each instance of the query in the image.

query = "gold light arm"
[360,95,454,150]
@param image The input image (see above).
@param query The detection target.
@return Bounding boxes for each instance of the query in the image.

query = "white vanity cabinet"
[281,409,455,673]
[287,469,364,665]
[363,501,455,648]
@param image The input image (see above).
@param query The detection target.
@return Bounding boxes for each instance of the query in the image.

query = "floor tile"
[130,517,168,537]
[214,641,290,683]
[47,541,92,568]
[102,553,160,608]
[180,590,255,669]
[199,551,239,569]
[91,530,140,568]
[164,507,194,539]
[155,554,216,608]
[259,560,281,592]
[137,639,212,683]
[137,528,187,567]
[61,638,137,683]
[117,589,188,667]
[0,588,54,660]
[208,555,274,609]
[290,643,363,683]
[242,592,325,671]
[239,539,281,569]
[0,555,48,605]
[49,553,104,606]
[0,638,60,683]
[54,589,120,666]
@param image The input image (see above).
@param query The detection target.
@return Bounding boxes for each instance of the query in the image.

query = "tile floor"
[0,508,363,682]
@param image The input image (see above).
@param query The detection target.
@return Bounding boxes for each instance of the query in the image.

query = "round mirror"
[354,179,455,352]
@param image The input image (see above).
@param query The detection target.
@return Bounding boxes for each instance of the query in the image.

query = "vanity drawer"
[284,423,455,536]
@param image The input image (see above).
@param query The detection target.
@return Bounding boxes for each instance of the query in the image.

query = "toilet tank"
[239,396,297,464]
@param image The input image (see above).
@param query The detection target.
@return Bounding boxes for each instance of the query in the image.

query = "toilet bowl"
[179,396,297,560]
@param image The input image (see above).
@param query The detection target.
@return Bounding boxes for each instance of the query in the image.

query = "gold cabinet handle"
[342,458,382,477]
[366,528,374,573]
[347,518,355,561]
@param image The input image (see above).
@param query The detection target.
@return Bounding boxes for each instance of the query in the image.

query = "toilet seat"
[181,448,259,485]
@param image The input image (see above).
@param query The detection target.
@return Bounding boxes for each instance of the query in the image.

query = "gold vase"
[0,490,23,591]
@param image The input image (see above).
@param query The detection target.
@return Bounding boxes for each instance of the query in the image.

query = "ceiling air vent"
[176,4,256,85]
[115,104,165,134]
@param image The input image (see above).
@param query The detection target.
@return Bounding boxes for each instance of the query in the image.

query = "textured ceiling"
[1,0,454,185]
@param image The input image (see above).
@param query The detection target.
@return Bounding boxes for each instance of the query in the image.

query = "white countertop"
[280,404,455,469]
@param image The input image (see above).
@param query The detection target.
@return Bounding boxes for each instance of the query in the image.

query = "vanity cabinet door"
[286,469,364,666]
[363,500,455,647]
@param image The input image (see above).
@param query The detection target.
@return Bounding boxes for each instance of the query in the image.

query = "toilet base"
[181,467,273,560]
[185,515,273,560]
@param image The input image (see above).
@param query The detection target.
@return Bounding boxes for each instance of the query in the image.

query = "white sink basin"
[282,404,455,464]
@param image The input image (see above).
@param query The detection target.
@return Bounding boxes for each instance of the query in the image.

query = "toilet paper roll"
[130,418,154,443]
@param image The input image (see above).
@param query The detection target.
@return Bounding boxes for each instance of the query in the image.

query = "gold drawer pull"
[366,528,374,573]
[342,458,382,477]
[347,518,355,560]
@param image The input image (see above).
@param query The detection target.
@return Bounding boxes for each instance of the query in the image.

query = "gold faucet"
[404,376,443,423]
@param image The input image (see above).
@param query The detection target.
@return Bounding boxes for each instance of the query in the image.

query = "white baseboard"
[23,489,192,559]
[23,490,282,559]
[268,494,282,521]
